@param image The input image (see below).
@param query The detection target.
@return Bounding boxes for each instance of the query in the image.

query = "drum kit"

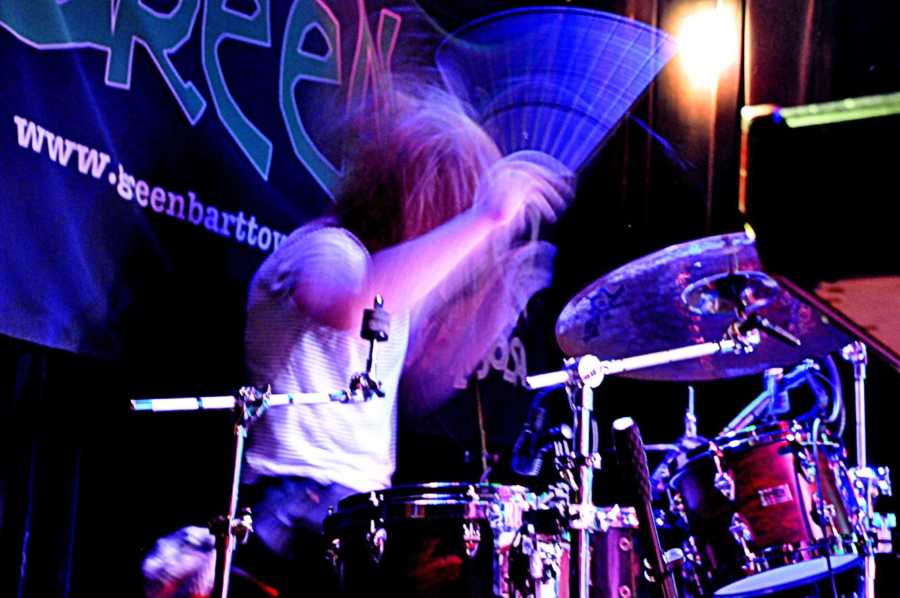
[321,232,894,598]
[134,232,894,598]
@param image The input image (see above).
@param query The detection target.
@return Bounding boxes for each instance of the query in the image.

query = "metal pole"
[843,341,874,597]
[573,384,594,598]
[210,398,253,598]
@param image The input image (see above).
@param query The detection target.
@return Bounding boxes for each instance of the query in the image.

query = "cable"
[812,417,839,598]
[799,355,846,435]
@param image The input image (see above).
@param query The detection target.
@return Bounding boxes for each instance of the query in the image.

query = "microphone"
[766,368,791,416]
[719,359,818,435]
[613,417,679,598]
[512,390,551,476]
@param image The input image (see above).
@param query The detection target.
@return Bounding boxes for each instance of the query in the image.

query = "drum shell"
[324,483,536,598]
[670,423,859,591]
[588,507,644,598]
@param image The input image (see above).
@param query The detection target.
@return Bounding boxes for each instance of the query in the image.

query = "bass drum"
[324,482,559,597]
[669,421,866,597]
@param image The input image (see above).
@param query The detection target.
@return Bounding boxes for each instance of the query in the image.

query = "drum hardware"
[727,514,757,574]
[131,296,392,598]
[710,448,736,502]
[669,492,689,527]
[366,519,388,564]
[324,483,543,597]
[508,521,566,597]
[326,537,342,573]
[796,445,820,484]
[719,360,819,437]
[464,521,483,558]
[554,233,849,382]
[848,465,896,555]
[650,389,710,498]
[528,254,791,597]
[840,340,896,598]
[348,294,390,401]
[614,417,680,598]
[679,537,708,594]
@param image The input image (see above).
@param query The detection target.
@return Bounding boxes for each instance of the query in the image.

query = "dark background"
[1,1,898,596]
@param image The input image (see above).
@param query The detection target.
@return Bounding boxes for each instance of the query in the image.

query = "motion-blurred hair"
[334,77,501,252]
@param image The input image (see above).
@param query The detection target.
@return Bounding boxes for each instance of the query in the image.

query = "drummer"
[238,81,572,596]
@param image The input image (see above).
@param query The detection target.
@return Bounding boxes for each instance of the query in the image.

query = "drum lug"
[714,470,735,502]
[681,537,708,594]
[797,449,817,483]
[712,450,736,501]
[850,465,896,553]
[367,519,387,564]
[870,512,897,554]
[325,537,341,573]
[729,513,759,573]
[669,491,689,526]
[462,521,481,558]
[851,465,894,498]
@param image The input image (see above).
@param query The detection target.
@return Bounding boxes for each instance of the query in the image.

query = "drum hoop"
[669,421,843,489]
[714,554,863,596]
[326,482,537,531]
[752,536,863,565]
[336,482,533,506]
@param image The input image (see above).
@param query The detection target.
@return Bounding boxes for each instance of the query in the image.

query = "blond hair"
[335,82,501,251]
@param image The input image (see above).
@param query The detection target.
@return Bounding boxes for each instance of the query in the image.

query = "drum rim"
[668,420,840,489]
[335,481,534,507]
[712,554,863,596]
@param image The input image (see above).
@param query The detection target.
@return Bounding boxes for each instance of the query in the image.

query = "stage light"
[677,5,738,89]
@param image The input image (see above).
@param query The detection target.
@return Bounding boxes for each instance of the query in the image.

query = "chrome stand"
[131,388,369,598]
[843,342,876,598]
[527,331,759,598]
[572,381,598,598]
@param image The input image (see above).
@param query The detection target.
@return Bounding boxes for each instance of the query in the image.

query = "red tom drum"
[668,421,865,595]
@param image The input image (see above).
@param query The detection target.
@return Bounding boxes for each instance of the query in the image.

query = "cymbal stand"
[841,341,877,598]
[569,363,600,598]
[527,330,759,598]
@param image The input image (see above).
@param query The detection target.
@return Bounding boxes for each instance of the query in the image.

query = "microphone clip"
[343,295,390,403]
[732,311,801,348]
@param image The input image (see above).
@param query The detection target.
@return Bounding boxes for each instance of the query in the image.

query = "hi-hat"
[436,7,678,172]
[555,232,849,380]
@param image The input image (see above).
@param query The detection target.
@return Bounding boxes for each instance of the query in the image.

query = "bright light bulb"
[678,6,738,89]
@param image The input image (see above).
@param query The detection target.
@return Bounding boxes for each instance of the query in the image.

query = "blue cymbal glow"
[436,7,678,172]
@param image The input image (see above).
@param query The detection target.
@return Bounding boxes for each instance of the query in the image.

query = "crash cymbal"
[555,232,849,380]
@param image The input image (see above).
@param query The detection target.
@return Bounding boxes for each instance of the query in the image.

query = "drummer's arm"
[293,154,568,330]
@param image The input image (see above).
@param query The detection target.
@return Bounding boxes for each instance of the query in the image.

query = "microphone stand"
[210,386,268,598]
[131,296,391,598]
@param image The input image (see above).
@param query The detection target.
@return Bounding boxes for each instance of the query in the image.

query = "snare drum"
[669,421,865,596]
[324,482,551,597]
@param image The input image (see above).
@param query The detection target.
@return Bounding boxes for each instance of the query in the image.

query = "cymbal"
[555,232,850,380]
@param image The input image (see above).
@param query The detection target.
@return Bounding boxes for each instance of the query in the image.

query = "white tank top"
[243,223,409,492]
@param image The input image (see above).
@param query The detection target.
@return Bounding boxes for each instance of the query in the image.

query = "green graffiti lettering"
[1,0,206,124]
[280,0,342,198]
[107,0,206,123]
[203,0,273,179]
[346,2,401,111]
[0,0,110,47]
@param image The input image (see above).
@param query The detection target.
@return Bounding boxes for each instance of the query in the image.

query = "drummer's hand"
[473,150,573,228]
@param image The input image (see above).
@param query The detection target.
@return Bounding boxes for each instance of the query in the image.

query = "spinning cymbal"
[555,232,849,380]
